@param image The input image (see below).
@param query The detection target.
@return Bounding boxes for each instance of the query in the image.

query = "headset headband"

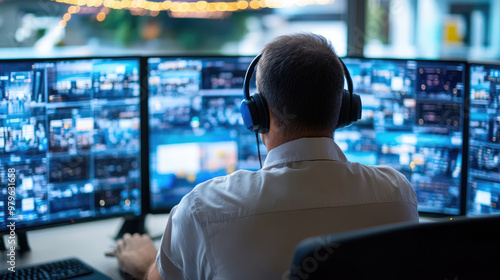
[338,58,354,98]
[244,54,353,101]
[241,53,361,132]
[244,54,262,100]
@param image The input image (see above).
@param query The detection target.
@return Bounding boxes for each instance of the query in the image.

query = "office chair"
[288,215,500,280]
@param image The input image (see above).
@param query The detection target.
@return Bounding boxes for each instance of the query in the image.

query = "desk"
[0,214,169,280]
[0,215,446,279]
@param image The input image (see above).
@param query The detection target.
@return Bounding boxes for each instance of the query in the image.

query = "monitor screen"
[337,58,465,215]
[0,58,142,231]
[148,57,265,212]
[468,63,500,215]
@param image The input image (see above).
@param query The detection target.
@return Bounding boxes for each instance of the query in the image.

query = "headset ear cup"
[252,93,270,134]
[240,98,255,131]
[240,93,269,133]
[337,89,351,129]
[351,93,362,120]
[337,58,362,130]
[241,96,261,132]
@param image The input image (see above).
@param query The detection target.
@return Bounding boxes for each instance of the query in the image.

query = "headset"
[240,54,362,134]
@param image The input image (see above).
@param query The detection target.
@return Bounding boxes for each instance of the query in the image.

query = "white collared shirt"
[156,137,418,280]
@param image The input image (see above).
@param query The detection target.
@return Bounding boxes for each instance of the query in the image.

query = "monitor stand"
[0,231,31,253]
[115,215,147,240]
[17,231,31,253]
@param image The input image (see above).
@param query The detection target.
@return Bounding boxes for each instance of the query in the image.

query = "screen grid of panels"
[1,56,499,233]
[148,56,472,216]
[147,57,267,212]
[0,58,142,231]
[468,64,500,215]
[338,58,466,215]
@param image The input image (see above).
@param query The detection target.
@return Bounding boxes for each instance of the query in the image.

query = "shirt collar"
[262,137,348,170]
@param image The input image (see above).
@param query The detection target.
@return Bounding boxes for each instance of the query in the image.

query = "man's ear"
[267,107,274,131]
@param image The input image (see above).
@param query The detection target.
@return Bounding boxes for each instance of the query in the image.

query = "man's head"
[257,33,345,139]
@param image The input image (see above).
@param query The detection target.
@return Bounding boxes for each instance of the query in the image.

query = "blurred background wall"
[0,0,498,60]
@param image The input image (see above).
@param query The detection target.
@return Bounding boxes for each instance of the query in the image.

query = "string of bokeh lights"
[54,0,336,27]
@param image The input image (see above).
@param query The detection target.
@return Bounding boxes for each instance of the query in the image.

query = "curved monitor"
[147,56,266,213]
[467,63,500,216]
[147,56,467,215]
[0,57,142,233]
[338,58,466,215]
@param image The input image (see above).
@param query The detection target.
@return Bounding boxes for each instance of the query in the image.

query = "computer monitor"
[148,56,265,212]
[0,58,142,234]
[467,63,500,215]
[337,58,466,215]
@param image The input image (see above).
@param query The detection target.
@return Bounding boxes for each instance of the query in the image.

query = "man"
[112,33,419,280]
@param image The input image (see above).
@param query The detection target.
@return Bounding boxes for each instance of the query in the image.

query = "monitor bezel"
[0,56,146,234]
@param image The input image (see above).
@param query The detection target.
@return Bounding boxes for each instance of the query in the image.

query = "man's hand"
[111,233,158,280]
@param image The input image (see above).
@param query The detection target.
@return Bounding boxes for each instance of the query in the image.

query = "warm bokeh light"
[52,0,335,13]
[249,1,260,9]
[196,1,207,10]
[237,1,248,9]
[207,2,216,11]
[96,11,106,21]
[216,2,228,11]
[63,13,72,21]
[179,2,190,12]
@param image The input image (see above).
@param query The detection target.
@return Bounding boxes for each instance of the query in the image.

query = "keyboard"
[0,258,111,280]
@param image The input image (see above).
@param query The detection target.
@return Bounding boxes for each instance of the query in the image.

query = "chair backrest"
[288,216,500,280]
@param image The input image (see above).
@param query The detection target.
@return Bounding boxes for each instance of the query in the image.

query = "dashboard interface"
[468,64,500,215]
[148,57,266,211]
[338,58,465,215]
[3,55,493,222]
[0,58,142,230]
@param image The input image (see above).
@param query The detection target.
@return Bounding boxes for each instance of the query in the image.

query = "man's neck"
[262,129,333,153]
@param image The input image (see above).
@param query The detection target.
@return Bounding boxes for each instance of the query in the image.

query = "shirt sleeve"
[156,190,213,280]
